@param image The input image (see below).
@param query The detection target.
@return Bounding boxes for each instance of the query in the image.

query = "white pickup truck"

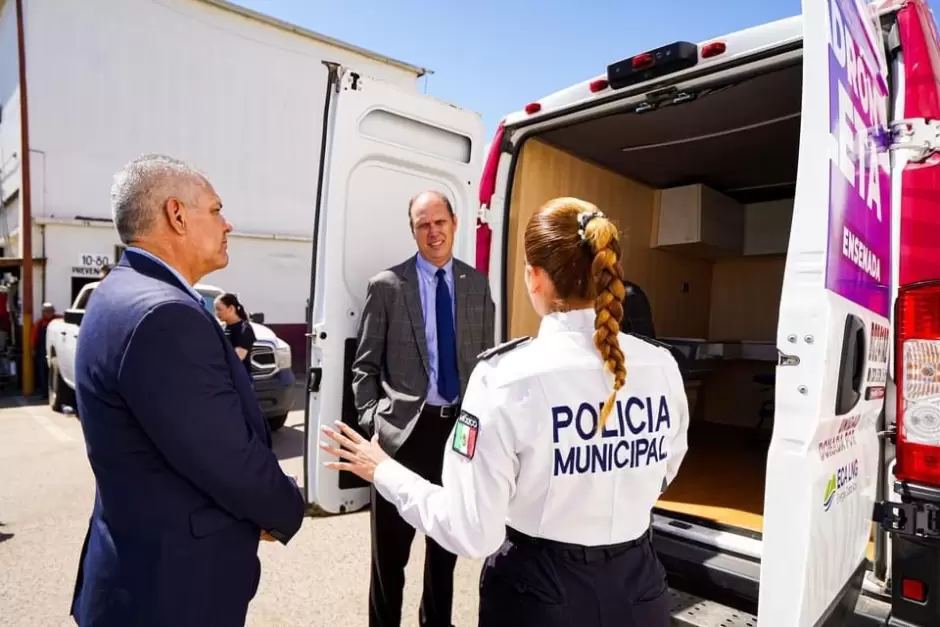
[45,281,296,431]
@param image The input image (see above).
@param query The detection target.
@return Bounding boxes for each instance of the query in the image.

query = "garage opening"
[504,61,803,537]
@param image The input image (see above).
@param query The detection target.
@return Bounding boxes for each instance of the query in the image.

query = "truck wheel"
[267,414,288,432]
[48,358,75,413]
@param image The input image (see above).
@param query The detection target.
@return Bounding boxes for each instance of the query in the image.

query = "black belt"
[424,404,459,418]
[506,526,648,564]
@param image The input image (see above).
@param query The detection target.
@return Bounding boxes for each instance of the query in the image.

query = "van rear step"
[669,588,756,626]
[668,588,892,626]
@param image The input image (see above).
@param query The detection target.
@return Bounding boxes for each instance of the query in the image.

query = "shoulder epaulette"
[626,332,673,353]
[477,336,533,361]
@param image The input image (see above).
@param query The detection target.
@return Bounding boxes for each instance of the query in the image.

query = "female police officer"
[321,196,690,626]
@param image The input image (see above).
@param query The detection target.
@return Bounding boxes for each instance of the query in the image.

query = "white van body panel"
[305,68,485,513]
[501,16,804,130]
[486,1,898,623]
[758,0,891,624]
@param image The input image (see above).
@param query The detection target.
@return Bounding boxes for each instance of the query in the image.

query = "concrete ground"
[8,383,865,627]
[0,384,483,626]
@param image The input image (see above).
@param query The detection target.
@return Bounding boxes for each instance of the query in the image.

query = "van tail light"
[902,578,927,603]
[896,281,940,486]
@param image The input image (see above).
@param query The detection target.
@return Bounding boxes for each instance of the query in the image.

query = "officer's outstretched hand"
[320,421,390,483]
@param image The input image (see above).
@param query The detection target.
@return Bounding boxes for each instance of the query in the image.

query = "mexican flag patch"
[452,411,479,460]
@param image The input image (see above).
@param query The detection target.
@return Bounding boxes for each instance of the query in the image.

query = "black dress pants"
[477,527,671,627]
[369,405,458,627]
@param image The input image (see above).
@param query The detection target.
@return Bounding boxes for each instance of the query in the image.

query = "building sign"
[71,253,111,277]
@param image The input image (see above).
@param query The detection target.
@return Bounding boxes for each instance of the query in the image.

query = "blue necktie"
[435,268,459,403]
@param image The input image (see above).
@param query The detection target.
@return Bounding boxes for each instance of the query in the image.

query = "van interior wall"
[506,138,788,341]
[505,138,714,342]
[703,255,786,427]
[505,139,792,534]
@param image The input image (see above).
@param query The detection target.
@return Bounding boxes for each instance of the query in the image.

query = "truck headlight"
[275,343,292,370]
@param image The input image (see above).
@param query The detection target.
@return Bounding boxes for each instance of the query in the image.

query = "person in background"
[215,292,256,375]
[69,154,304,627]
[351,190,495,627]
[32,302,61,397]
[621,279,656,339]
[98,264,112,279]
[322,197,690,627]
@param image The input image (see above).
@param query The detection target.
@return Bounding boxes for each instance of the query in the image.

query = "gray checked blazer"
[351,254,495,456]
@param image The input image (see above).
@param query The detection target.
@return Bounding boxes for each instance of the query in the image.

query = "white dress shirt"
[373,307,690,559]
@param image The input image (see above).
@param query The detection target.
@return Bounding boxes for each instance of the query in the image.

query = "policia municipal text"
[321,196,691,626]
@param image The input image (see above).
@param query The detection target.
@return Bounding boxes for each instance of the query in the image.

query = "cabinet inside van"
[504,60,803,544]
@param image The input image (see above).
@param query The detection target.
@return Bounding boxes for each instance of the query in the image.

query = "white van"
[303,0,940,624]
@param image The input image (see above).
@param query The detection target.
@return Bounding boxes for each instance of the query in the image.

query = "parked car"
[45,281,295,431]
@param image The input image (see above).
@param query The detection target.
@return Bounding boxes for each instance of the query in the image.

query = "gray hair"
[110,154,207,245]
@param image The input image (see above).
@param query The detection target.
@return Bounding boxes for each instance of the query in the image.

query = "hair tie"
[577,210,604,244]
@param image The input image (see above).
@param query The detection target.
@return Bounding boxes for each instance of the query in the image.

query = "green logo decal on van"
[823,474,838,512]
[823,458,859,512]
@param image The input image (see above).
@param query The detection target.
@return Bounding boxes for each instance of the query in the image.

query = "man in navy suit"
[69,154,306,627]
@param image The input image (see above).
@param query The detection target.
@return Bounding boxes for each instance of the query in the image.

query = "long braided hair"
[523,197,627,432]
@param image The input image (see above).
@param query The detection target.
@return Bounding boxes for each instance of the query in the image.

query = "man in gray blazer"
[352,190,495,627]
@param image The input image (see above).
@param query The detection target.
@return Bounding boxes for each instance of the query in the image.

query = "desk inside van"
[658,338,777,426]
[660,338,778,364]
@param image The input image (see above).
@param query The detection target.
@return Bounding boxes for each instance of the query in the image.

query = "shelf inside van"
[658,338,778,364]
[697,341,777,362]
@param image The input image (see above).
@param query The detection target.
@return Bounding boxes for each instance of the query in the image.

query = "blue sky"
[231,0,938,140]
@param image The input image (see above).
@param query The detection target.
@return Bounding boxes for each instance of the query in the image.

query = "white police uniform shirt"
[372,307,690,559]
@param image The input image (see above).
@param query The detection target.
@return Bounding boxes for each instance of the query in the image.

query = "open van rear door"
[758,0,892,624]
[303,65,485,514]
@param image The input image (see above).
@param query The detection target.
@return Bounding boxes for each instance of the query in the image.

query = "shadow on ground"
[290,379,307,412]
[0,394,50,410]
[272,424,305,461]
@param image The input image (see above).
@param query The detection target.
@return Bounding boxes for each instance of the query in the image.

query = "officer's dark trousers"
[369,405,458,627]
[478,527,671,627]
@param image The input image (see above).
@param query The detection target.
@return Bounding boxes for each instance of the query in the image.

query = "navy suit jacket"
[70,250,305,627]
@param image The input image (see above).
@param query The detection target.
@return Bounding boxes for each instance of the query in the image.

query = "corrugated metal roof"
[195,0,430,78]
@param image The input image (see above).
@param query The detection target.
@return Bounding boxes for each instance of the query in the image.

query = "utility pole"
[15,0,34,397]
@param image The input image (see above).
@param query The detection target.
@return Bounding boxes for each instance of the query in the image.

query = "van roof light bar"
[607,41,699,90]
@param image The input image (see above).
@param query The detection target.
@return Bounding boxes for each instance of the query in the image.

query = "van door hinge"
[778,351,800,367]
[306,323,326,345]
[873,500,940,538]
[881,118,940,162]
[636,87,678,113]
[478,204,490,225]
[876,425,897,443]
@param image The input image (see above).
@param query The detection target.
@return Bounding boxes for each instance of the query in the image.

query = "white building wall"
[23,0,421,239]
[0,0,22,228]
[38,222,310,325]
[1,0,424,328]
[37,223,109,312]
[199,233,312,323]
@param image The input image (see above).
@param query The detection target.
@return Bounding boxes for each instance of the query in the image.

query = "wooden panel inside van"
[708,256,786,341]
[505,139,713,340]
